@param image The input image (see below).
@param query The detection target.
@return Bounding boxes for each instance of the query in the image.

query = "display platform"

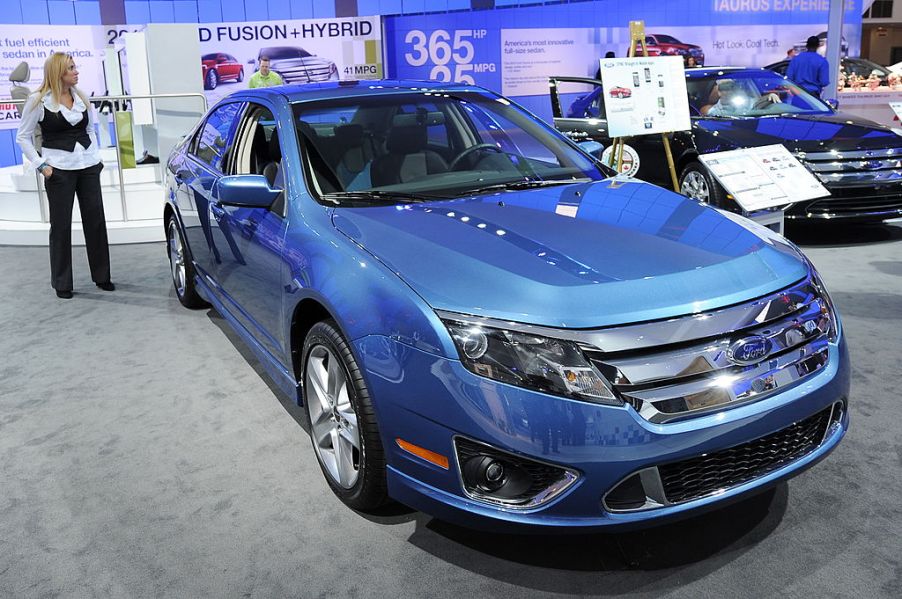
[0,148,165,246]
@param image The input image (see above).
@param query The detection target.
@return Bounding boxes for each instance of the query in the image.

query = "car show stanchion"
[609,20,680,192]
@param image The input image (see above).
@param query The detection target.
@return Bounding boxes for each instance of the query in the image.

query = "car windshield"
[262,47,311,60]
[688,71,831,118]
[291,90,613,205]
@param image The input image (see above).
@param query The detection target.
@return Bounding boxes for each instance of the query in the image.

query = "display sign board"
[598,56,690,138]
[197,17,383,105]
[699,144,829,213]
[889,100,902,122]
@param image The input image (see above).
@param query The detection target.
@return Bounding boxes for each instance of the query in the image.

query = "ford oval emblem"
[728,336,771,366]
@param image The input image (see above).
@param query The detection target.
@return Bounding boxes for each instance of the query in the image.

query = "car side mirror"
[215,175,281,208]
[824,98,839,110]
[577,140,604,159]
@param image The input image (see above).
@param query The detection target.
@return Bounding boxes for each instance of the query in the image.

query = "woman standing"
[16,52,114,299]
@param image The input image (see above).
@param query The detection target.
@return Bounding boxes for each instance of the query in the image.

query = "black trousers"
[44,162,111,291]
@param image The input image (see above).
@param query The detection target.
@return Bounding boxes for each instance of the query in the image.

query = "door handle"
[210,203,225,222]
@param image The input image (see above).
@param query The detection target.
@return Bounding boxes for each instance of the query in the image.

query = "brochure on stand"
[598,55,691,138]
[699,145,829,213]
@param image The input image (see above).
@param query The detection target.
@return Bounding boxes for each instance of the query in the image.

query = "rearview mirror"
[215,175,281,208]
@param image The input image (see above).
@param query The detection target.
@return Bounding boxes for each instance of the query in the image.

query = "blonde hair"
[30,52,89,110]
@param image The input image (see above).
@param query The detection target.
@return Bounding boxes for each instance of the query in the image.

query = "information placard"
[699,144,829,213]
[598,55,691,138]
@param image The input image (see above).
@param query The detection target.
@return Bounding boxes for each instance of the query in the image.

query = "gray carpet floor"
[1,221,901,598]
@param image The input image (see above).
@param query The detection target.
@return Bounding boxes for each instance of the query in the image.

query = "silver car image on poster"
[252,46,339,83]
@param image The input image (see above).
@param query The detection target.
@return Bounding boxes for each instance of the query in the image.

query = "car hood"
[331,179,809,329]
[694,112,902,154]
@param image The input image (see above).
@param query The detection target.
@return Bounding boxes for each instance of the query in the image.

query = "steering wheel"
[449,143,503,170]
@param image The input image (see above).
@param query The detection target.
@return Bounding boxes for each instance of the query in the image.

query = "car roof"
[685,67,771,78]
[225,80,485,103]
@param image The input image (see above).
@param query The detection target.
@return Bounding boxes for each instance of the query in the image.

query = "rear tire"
[166,216,207,309]
[302,320,387,511]
[679,161,729,209]
[237,68,244,83]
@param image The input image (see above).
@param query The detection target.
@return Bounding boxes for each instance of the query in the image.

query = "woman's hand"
[41,165,53,179]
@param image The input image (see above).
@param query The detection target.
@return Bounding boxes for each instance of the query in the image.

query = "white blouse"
[16,91,102,171]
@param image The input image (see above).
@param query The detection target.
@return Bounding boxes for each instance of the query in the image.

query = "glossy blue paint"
[216,174,281,207]
[165,81,849,531]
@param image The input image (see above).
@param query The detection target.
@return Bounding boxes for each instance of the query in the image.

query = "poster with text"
[699,144,829,212]
[198,17,383,106]
[501,28,600,97]
[599,56,691,138]
[0,25,133,130]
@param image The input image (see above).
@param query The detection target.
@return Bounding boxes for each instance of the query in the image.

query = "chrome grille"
[795,148,902,187]
[585,276,835,424]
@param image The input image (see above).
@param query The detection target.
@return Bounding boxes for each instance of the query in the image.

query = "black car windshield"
[689,71,832,118]
[292,90,614,205]
[262,46,311,59]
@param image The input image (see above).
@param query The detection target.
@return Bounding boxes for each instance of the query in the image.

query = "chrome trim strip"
[798,148,902,160]
[805,159,902,173]
[451,436,580,510]
[436,275,815,353]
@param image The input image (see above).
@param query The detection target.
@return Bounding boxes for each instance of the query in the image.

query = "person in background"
[248,56,284,88]
[787,36,829,97]
[685,55,698,68]
[786,48,798,60]
[16,52,113,299]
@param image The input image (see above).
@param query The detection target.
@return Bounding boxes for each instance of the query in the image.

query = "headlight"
[809,268,840,343]
[443,319,621,405]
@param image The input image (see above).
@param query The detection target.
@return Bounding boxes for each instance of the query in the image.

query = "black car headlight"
[442,319,621,405]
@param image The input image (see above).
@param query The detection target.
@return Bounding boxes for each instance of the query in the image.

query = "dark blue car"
[164,80,849,531]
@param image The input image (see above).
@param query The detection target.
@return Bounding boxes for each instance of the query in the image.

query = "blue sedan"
[164,80,849,531]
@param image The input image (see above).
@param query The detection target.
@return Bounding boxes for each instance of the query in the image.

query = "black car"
[550,67,902,222]
[767,57,891,85]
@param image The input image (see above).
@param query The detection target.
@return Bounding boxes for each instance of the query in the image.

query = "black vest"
[40,107,91,152]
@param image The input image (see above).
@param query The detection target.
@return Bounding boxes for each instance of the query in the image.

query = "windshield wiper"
[321,190,444,205]
[466,178,588,195]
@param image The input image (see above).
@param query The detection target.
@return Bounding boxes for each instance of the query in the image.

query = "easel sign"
[598,21,691,192]
[699,144,829,213]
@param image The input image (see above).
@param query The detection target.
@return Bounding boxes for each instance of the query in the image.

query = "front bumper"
[355,332,850,532]
[786,187,902,221]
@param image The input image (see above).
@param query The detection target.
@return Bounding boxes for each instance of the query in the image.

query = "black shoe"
[96,281,115,291]
[56,290,74,299]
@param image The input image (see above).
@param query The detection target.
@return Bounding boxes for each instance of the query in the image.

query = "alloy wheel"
[167,220,186,297]
[680,170,710,202]
[305,345,361,489]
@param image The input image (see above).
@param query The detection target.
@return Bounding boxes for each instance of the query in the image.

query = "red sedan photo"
[202,53,245,90]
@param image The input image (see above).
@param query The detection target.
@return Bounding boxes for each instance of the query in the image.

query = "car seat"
[8,61,30,101]
[263,129,282,188]
[333,124,375,190]
[370,123,448,187]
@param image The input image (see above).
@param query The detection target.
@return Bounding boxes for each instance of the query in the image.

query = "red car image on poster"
[639,34,705,66]
[201,53,245,90]
[609,86,632,99]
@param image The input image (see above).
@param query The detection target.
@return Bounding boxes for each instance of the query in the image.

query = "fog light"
[455,437,579,508]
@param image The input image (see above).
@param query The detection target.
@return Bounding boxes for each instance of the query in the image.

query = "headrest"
[268,129,281,162]
[387,124,427,155]
[392,111,445,127]
[334,124,364,146]
[9,61,29,84]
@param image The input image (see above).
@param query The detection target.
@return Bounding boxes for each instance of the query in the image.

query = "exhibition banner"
[0,25,116,130]
[197,16,383,105]
[599,56,691,138]
[699,145,829,212]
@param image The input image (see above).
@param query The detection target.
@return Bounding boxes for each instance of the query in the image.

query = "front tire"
[166,216,207,309]
[205,69,219,90]
[237,68,244,83]
[679,161,728,208]
[303,320,387,511]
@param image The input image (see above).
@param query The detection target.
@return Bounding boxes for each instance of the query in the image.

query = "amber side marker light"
[396,438,449,470]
